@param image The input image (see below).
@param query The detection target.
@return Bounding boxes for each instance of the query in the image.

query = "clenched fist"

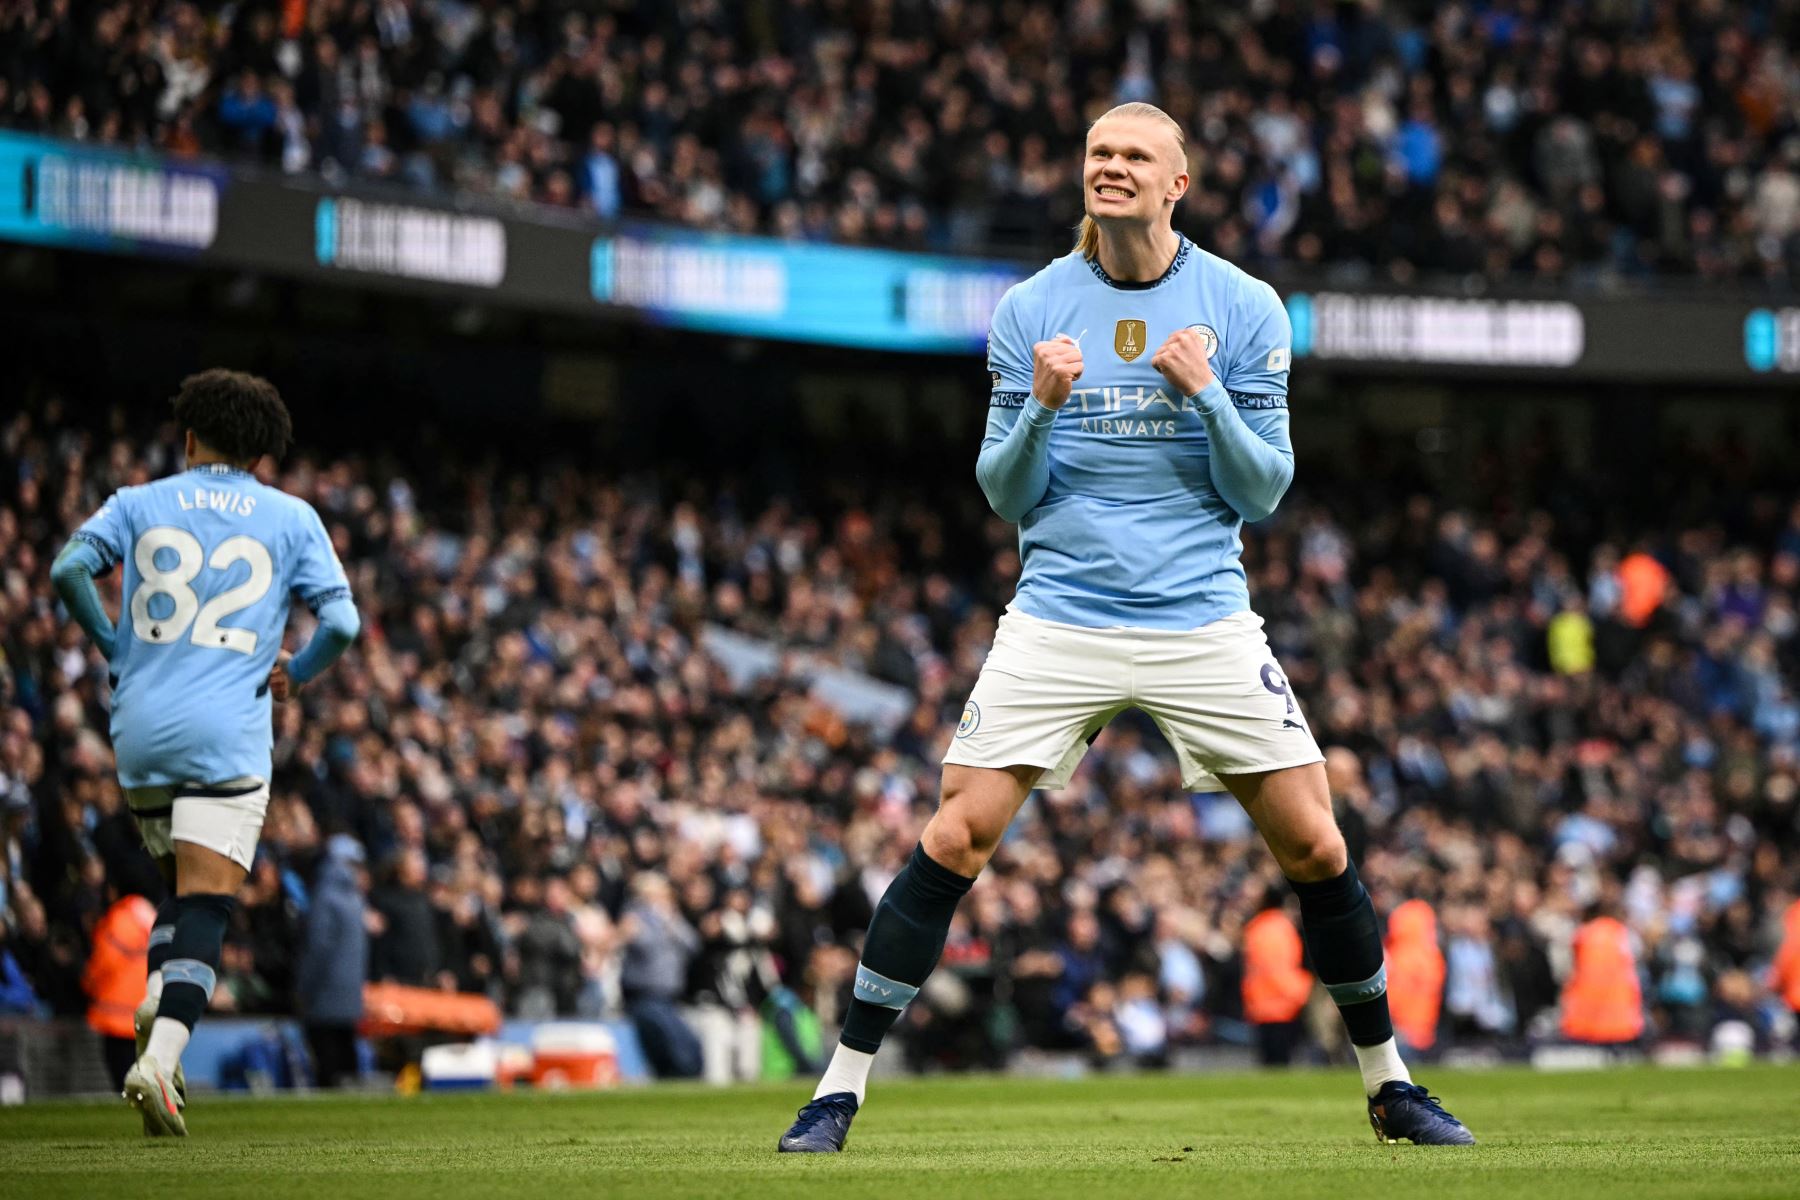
[1150,327,1216,398]
[268,650,297,703]
[1031,334,1085,410]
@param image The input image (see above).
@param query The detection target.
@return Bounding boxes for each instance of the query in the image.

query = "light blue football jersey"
[984,236,1293,630]
[73,463,350,788]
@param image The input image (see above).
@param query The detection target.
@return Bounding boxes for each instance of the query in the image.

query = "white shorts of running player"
[943,608,1324,791]
[125,777,271,871]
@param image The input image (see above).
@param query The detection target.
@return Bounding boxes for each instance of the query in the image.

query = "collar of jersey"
[1085,235,1192,290]
[187,463,252,477]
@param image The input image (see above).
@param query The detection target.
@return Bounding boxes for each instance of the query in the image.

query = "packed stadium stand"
[3,364,1797,1080]
[4,0,1800,280]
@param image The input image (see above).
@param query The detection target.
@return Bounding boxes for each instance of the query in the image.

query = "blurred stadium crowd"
[4,0,1800,283]
[3,394,1800,1080]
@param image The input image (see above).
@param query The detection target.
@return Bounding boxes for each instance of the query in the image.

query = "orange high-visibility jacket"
[1385,899,1445,1051]
[1243,908,1313,1024]
[1769,899,1800,1013]
[1617,553,1669,628]
[84,895,156,1039]
[1560,916,1643,1044]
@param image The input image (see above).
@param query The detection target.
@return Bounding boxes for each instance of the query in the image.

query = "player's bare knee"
[964,817,1005,862]
[921,812,990,877]
[921,805,1001,876]
[1281,832,1348,883]
[931,766,1028,875]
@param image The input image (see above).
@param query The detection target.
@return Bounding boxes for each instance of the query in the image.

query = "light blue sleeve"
[286,500,352,614]
[50,538,117,660]
[287,596,360,686]
[975,286,1058,524]
[52,492,132,658]
[1222,280,1294,401]
[1193,282,1295,523]
[71,492,129,571]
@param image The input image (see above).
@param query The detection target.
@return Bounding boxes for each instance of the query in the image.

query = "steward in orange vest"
[1560,914,1643,1044]
[1769,899,1800,1017]
[85,893,156,1088]
[1385,899,1445,1052]
[1243,895,1313,1065]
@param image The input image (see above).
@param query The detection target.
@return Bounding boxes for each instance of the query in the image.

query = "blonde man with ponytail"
[1072,101,1187,264]
[779,103,1476,1154]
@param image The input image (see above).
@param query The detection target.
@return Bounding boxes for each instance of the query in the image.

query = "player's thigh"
[1216,760,1344,882]
[1137,612,1324,790]
[170,778,270,892]
[175,838,250,895]
[943,610,1130,791]
[125,784,177,865]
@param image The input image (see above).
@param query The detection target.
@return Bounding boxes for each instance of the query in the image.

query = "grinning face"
[1082,115,1189,229]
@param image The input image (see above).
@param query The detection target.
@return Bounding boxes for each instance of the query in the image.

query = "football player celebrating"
[779,103,1473,1152]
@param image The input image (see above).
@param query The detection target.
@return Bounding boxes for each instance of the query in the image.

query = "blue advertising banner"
[1744,308,1800,374]
[1,131,1794,379]
[0,131,222,253]
[314,195,507,288]
[1285,292,1585,369]
[590,226,1026,353]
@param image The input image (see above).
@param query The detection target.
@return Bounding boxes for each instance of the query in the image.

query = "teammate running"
[51,369,360,1135]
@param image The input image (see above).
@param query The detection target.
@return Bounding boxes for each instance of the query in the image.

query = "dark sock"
[839,842,974,1053]
[147,897,179,978]
[1288,860,1394,1046]
[157,893,235,1030]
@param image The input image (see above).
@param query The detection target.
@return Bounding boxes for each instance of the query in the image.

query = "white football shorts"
[125,777,271,871]
[942,607,1324,791]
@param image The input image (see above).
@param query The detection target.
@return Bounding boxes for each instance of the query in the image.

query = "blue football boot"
[1368,1081,1476,1145]
[777,1091,859,1153]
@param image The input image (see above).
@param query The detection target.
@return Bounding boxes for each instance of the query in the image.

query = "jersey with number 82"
[74,464,350,788]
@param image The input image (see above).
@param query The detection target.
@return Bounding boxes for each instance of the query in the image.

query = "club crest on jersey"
[990,370,1002,389]
[1188,324,1220,358]
[1114,319,1147,362]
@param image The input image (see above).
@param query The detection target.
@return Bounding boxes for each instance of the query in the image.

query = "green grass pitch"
[5,1065,1799,1199]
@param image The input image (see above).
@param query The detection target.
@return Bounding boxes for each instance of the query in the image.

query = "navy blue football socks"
[147,896,179,979]
[1288,860,1394,1046]
[839,842,975,1053]
[156,893,235,1030]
